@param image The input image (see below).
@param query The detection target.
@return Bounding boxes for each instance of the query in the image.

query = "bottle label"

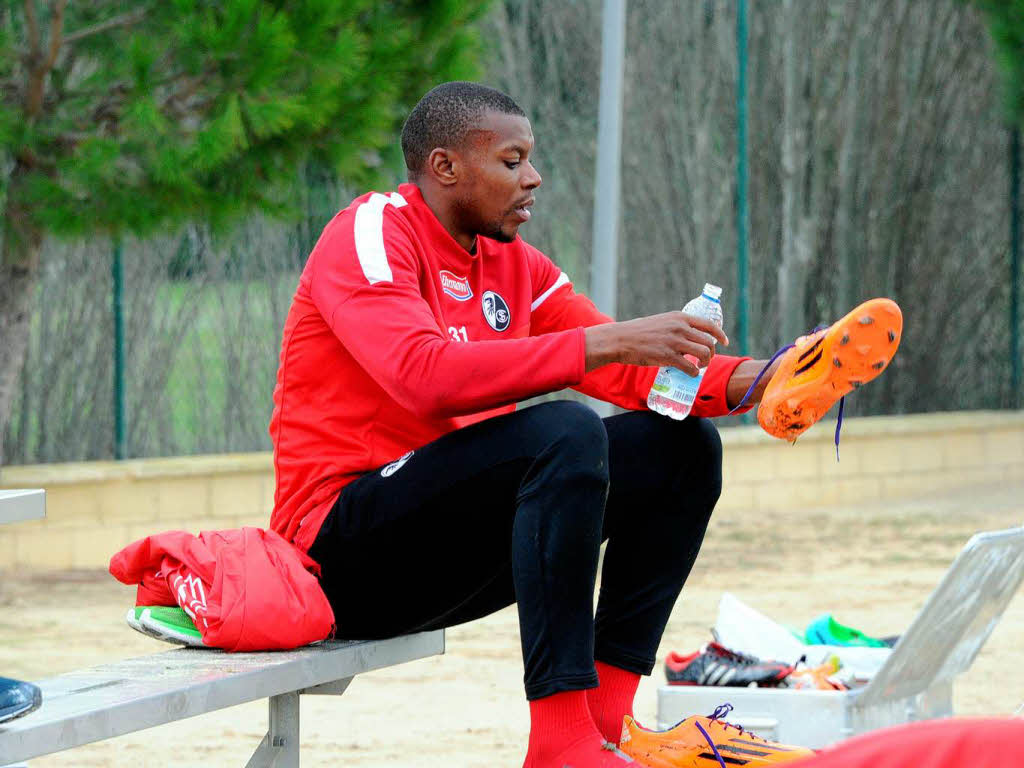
[649,282,722,419]
[654,366,701,407]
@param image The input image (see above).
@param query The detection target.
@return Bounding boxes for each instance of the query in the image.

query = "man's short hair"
[401,81,526,179]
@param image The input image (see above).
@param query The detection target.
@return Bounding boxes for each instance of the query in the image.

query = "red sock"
[524,690,634,768]
[586,661,641,744]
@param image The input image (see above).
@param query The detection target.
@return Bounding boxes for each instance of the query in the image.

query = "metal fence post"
[735,0,750,360]
[589,0,627,419]
[112,239,126,459]
[1011,127,1020,408]
[735,0,753,424]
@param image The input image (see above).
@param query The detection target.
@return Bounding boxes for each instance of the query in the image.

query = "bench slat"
[0,489,45,525]
[0,631,444,764]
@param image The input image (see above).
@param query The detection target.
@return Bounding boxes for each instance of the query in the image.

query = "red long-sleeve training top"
[269,184,748,552]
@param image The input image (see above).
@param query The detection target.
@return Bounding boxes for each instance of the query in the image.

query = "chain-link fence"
[4,0,1019,464]
[485,0,1017,422]
[3,178,353,463]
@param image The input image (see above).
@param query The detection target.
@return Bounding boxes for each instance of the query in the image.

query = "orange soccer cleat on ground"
[618,704,815,768]
[757,298,902,442]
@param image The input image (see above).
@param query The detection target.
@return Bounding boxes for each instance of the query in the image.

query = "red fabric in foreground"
[791,717,1024,768]
[109,527,335,652]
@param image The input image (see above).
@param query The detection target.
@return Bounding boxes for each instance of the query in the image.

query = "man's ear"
[427,148,459,187]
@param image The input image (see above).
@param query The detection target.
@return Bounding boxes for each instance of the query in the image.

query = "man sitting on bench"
[265,82,897,768]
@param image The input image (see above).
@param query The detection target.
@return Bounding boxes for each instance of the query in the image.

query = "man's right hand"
[584,313,729,375]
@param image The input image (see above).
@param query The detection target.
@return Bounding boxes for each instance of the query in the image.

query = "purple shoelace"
[693,703,744,768]
[693,721,727,768]
[728,326,845,462]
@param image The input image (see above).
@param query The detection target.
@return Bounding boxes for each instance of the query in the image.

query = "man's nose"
[523,161,542,189]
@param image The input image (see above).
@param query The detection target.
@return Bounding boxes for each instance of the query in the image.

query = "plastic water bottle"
[647,283,724,420]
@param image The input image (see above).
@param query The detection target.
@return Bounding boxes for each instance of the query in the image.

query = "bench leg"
[245,692,299,768]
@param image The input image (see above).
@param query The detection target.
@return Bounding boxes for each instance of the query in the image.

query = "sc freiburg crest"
[481,290,511,332]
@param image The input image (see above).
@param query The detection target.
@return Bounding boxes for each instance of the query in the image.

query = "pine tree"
[0,0,490,462]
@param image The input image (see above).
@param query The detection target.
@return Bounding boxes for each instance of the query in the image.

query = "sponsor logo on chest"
[439,270,473,301]
[481,290,511,332]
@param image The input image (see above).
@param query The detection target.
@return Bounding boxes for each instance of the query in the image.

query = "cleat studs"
[888,330,897,342]
[872,360,886,370]
[858,315,874,325]
[840,333,850,345]
[833,357,842,368]
[850,380,863,389]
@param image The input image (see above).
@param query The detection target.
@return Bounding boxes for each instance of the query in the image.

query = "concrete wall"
[716,410,1024,514]
[1,411,1022,570]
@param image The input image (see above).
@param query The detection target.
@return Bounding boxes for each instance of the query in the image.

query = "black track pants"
[308,401,723,700]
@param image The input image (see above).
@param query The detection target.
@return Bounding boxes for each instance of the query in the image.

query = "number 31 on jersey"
[448,325,468,342]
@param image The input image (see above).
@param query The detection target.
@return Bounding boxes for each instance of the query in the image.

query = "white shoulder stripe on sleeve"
[531,271,571,311]
[353,191,408,285]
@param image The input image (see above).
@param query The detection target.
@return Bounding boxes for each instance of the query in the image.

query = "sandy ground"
[2,480,1023,767]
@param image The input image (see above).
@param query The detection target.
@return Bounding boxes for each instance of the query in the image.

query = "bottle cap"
[702,283,722,301]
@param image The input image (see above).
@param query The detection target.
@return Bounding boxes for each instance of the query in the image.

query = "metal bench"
[0,489,45,526]
[0,631,444,767]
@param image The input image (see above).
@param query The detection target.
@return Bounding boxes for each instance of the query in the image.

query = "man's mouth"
[511,197,534,222]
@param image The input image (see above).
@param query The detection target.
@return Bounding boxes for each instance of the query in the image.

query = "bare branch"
[23,0,40,61]
[63,8,148,45]
[44,0,66,70]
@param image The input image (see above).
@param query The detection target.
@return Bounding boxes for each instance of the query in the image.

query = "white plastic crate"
[657,526,1024,748]
[656,680,952,748]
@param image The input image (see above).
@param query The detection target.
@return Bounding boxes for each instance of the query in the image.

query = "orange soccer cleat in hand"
[757,298,902,442]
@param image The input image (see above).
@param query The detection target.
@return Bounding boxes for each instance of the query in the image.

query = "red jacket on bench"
[110,527,334,652]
